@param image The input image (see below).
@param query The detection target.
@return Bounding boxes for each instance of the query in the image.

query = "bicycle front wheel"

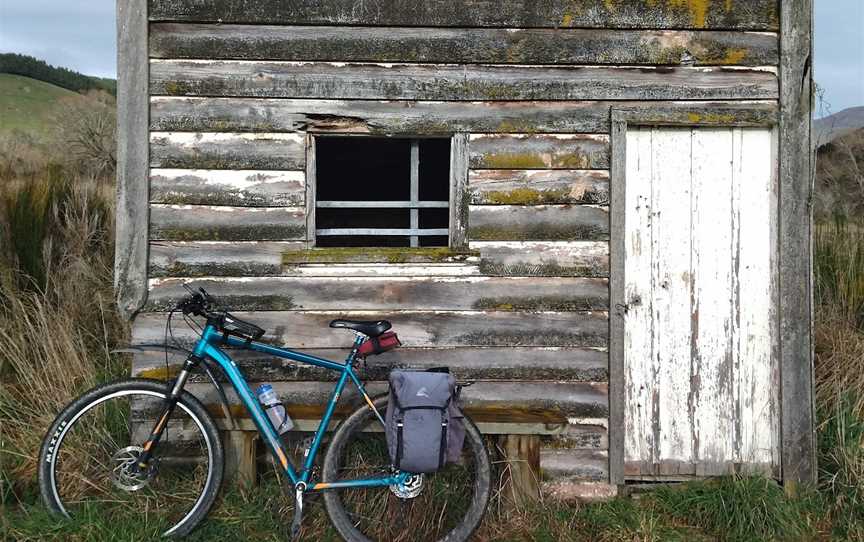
[323,395,491,542]
[37,379,224,537]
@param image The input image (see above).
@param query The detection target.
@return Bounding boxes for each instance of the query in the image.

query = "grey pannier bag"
[385,370,465,473]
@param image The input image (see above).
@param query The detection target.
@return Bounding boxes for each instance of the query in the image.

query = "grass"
[0,74,78,136]
[0,153,863,539]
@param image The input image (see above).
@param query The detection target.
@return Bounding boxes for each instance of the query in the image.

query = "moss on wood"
[281,247,479,264]
[478,260,609,278]
[152,224,305,242]
[473,296,608,312]
[469,224,609,242]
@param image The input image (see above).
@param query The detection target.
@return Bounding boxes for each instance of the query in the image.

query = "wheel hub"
[390,474,424,499]
[110,446,157,491]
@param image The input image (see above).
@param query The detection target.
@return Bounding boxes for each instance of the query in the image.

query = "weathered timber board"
[469,134,610,170]
[131,346,609,382]
[540,450,609,482]
[150,169,305,206]
[469,205,609,241]
[150,132,305,170]
[133,310,610,348]
[147,0,780,30]
[150,241,303,277]
[473,241,609,278]
[469,170,609,206]
[180,380,609,423]
[115,0,149,318]
[281,247,479,265]
[149,61,778,101]
[150,24,778,67]
[548,421,609,451]
[146,275,610,312]
[150,98,779,134]
[150,204,306,241]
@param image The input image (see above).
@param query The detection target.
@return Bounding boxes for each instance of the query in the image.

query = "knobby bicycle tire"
[38,379,224,538]
[322,395,491,542]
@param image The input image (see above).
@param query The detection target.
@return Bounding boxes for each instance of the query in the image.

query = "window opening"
[315,137,450,247]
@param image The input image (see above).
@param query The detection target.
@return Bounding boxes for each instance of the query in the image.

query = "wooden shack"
[115,0,816,497]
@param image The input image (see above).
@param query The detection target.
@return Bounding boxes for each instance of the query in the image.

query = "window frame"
[305,133,468,250]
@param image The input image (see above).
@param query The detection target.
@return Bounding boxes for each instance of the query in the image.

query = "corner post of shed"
[779,0,816,489]
[115,0,150,318]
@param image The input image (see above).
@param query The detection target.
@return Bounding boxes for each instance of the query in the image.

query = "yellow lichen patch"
[604,0,618,12]
[721,48,749,65]
[482,153,547,169]
[688,112,703,123]
[665,0,712,28]
[561,12,573,26]
[137,367,180,380]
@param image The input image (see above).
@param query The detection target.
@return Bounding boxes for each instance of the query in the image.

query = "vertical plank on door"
[650,128,694,473]
[691,128,735,475]
[733,128,778,471]
[623,128,655,474]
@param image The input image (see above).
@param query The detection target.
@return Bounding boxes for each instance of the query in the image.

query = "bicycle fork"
[136,355,199,469]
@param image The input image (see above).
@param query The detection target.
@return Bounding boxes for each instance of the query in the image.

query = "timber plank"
[145,275,610,312]
[150,132,305,170]
[150,204,306,241]
[150,169,305,206]
[469,170,609,206]
[469,135,609,170]
[779,0,815,486]
[473,241,609,278]
[150,24,778,67]
[147,0,780,30]
[131,346,609,382]
[150,98,779,135]
[180,381,609,422]
[149,241,302,277]
[540,449,609,482]
[149,61,779,101]
[115,0,149,318]
[132,310,610,348]
[469,205,609,241]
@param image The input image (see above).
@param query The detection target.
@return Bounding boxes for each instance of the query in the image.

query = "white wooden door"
[623,127,780,477]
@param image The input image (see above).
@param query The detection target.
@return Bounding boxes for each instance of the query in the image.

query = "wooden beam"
[150,241,302,277]
[223,431,257,487]
[150,24,779,67]
[150,204,306,241]
[150,132,305,170]
[468,205,609,242]
[131,346,609,382]
[498,434,541,507]
[469,170,609,206]
[469,134,609,170]
[150,98,779,135]
[474,241,609,278]
[115,0,149,318]
[150,169,305,206]
[147,0,780,30]
[779,0,816,488]
[149,61,779,101]
[449,133,470,250]
[132,310,610,348]
[145,275,610,312]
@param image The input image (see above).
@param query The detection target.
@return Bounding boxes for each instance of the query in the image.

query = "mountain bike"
[38,287,491,540]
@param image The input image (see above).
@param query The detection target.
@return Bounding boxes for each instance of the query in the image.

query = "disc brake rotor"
[110,446,157,492]
[390,474,424,499]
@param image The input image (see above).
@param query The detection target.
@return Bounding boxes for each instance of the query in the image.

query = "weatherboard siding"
[129,0,789,491]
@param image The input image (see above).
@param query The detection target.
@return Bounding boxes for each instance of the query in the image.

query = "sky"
[0,0,862,115]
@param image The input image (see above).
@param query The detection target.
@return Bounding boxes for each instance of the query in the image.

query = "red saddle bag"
[357,331,401,356]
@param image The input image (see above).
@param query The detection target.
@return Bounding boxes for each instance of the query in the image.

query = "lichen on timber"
[281,247,478,264]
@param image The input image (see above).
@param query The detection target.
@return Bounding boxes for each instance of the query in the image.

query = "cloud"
[0,0,116,78]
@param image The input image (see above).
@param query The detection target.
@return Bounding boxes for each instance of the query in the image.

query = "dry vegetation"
[1,104,863,539]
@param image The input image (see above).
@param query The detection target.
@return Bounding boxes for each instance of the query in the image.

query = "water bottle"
[256,384,294,434]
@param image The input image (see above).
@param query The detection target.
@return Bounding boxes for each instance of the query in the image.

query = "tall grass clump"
[0,171,127,506]
[814,219,864,330]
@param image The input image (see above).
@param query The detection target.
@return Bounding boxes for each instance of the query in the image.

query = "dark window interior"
[316,137,450,247]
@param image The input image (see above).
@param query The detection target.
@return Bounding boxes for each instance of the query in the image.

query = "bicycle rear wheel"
[37,379,223,537]
[322,396,491,542]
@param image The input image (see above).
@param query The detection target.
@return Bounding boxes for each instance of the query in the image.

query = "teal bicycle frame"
[166,323,408,492]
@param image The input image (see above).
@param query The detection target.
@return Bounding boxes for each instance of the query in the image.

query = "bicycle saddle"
[329,319,391,337]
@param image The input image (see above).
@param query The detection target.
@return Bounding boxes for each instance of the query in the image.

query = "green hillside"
[0,73,78,136]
